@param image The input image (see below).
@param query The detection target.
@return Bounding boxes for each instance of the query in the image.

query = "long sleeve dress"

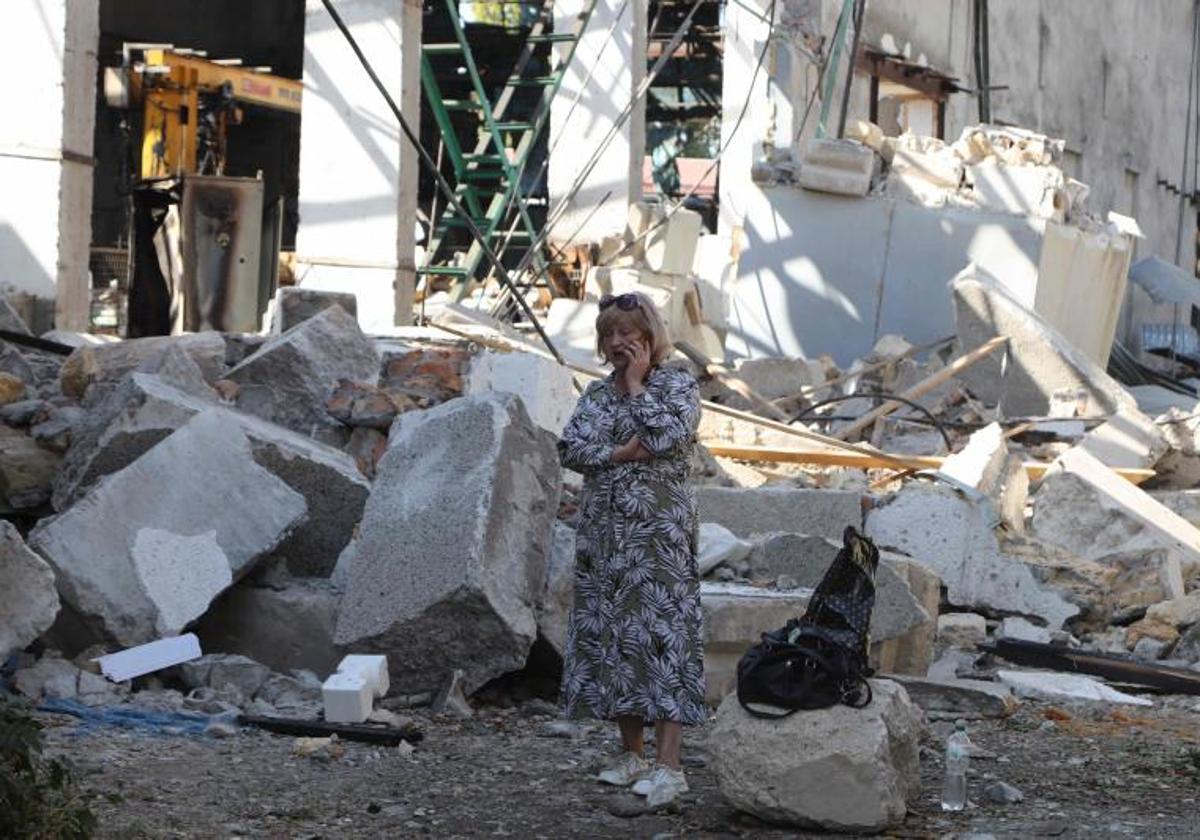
[557,365,706,726]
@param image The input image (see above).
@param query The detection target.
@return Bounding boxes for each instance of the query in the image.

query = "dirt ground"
[38,691,1200,839]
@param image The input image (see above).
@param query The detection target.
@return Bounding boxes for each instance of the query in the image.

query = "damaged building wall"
[722,0,1200,362]
[0,0,98,333]
[295,0,421,332]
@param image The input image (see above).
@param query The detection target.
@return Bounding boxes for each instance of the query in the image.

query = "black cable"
[318,0,564,363]
[791,392,953,449]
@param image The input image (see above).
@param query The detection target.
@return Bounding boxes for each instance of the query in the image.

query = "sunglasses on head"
[598,293,640,311]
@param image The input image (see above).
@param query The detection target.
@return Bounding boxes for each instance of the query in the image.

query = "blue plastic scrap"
[38,697,218,738]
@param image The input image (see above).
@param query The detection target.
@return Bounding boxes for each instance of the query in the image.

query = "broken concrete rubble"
[697,522,752,576]
[226,305,379,445]
[937,422,1028,532]
[30,410,308,646]
[535,522,575,657]
[0,424,60,509]
[335,393,561,695]
[59,331,226,403]
[464,349,577,436]
[53,372,369,577]
[890,674,1017,719]
[867,481,1078,628]
[268,288,358,334]
[0,521,59,658]
[997,669,1153,707]
[695,486,862,540]
[937,612,987,651]
[710,680,921,832]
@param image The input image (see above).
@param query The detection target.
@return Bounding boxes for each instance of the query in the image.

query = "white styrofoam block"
[322,671,373,723]
[93,633,202,683]
[336,653,390,699]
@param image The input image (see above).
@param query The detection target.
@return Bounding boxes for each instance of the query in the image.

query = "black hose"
[792,392,954,449]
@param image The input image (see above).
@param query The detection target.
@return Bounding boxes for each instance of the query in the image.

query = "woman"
[557,290,705,809]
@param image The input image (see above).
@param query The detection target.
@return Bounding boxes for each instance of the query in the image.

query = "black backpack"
[736,526,879,718]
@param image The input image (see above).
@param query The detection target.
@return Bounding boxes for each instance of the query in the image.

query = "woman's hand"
[611,436,653,463]
[622,338,652,395]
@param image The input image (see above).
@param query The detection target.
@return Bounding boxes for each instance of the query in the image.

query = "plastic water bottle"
[941,720,971,811]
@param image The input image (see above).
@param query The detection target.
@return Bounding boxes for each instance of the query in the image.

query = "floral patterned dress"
[557,365,706,726]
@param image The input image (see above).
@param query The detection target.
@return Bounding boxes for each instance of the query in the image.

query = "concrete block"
[465,349,577,435]
[335,393,561,694]
[322,671,373,723]
[891,147,963,188]
[798,137,874,197]
[54,373,368,577]
[536,523,576,656]
[695,487,862,539]
[1031,447,1200,570]
[698,522,753,576]
[0,425,60,509]
[968,160,1065,218]
[227,305,380,445]
[195,578,342,676]
[644,206,703,275]
[710,680,921,832]
[866,482,1078,629]
[0,521,60,658]
[937,612,987,650]
[938,422,1028,531]
[729,357,824,400]
[336,654,389,698]
[270,288,357,335]
[890,674,1017,718]
[29,411,307,646]
[59,332,226,402]
[998,616,1052,644]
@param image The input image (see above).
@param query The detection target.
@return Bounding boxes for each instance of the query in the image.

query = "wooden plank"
[833,336,1009,441]
[702,442,1155,485]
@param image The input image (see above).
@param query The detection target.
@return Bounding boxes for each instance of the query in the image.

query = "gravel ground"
[37,691,1200,839]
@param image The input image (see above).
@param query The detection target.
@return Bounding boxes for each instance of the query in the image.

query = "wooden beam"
[834,336,1008,441]
[702,442,1155,485]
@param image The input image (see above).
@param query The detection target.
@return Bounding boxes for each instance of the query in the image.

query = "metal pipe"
[836,0,866,139]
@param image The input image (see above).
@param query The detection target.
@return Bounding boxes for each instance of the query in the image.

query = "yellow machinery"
[105,46,302,179]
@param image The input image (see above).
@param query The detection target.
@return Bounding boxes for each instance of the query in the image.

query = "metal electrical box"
[179,175,265,333]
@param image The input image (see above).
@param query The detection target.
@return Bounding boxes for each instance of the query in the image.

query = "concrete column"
[296,0,421,331]
[0,0,98,332]
[548,0,646,246]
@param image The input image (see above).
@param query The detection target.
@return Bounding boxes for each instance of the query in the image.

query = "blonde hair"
[595,291,672,366]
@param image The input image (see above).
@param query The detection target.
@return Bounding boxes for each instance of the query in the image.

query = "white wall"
[548,0,646,245]
[296,0,420,331]
[0,0,98,330]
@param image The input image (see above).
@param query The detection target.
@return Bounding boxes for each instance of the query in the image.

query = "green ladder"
[418,0,598,301]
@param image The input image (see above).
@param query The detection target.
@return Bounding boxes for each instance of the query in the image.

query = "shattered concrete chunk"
[535,523,576,657]
[695,486,862,539]
[131,529,232,637]
[938,612,987,651]
[54,373,368,577]
[464,349,577,436]
[710,680,921,832]
[0,425,60,509]
[698,522,752,575]
[195,577,342,677]
[335,393,561,694]
[270,288,357,334]
[938,422,1028,531]
[30,411,308,646]
[379,345,472,408]
[890,674,1017,719]
[226,305,379,444]
[0,521,60,658]
[998,616,1052,643]
[326,378,407,430]
[866,481,1078,628]
[59,332,226,402]
[997,669,1153,707]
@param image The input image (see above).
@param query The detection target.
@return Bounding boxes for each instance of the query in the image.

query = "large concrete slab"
[335,393,561,694]
[59,332,226,402]
[226,305,380,445]
[695,486,862,539]
[30,411,307,645]
[0,521,59,658]
[54,372,369,577]
[464,349,577,436]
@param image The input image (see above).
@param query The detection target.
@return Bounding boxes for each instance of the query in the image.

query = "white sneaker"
[597,751,651,786]
[639,765,689,808]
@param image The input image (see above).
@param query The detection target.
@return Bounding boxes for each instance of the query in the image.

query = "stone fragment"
[0,372,26,405]
[536,523,576,656]
[1145,591,1200,629]
[0,425,60,509]
[1170,622,1200,663]
[938,422,1029,531]
[1133,637,1168,661]
[54,374,368,577]
[938,613,987,651]
[194,578,342,676]
[0,398,52,427]
[226,306,379,444]
[14,656,84,701]
[998,616,1052,644]
[0,521,60,657]
[131,529,232,636]
[464,349,577,435]
[698,522,753,575]
[203,654,272,698]
[335,394,561,694]
[270,288,357,334]
[326,378,408,429]
[710,680,921,832]
[983,781,1025,804]
[346,426,387,480]
[997,669,1152,707]
[889,675,1017,719]
[30,405,84,453]
[0,297,32,335]
[695,487,862,539]
[59,332,226,402]
[1031,447,1200,571]
[866,482,1078,628]
[379,345,472,408]
[432,668,474,719]
[29,411,308,646]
